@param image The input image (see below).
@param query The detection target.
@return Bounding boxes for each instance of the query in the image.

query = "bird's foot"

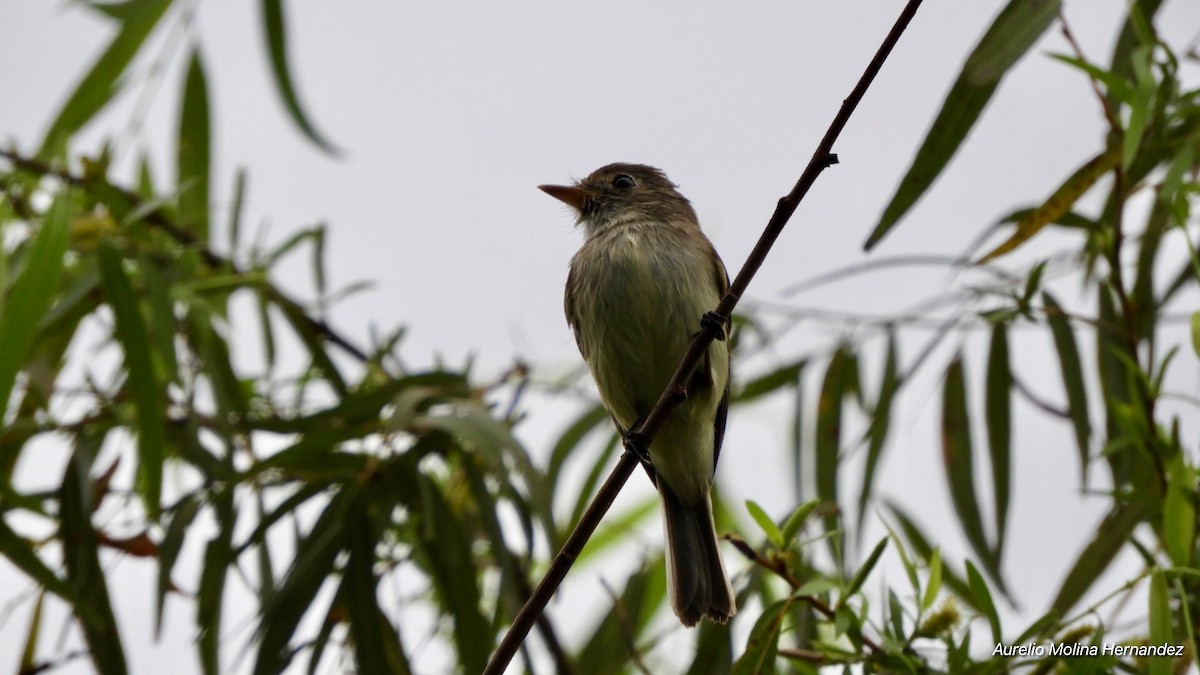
[700,311,727,341]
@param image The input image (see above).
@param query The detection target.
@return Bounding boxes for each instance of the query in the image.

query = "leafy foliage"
[1,1,1198,673]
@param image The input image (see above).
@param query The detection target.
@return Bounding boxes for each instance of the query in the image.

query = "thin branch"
[484,1,925,671]
[727,533,883,654]
[0,148,370,363]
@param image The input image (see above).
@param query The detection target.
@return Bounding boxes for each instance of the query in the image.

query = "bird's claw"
[701,311,727,341]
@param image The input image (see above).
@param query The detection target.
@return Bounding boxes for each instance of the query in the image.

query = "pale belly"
[569,225,729,501]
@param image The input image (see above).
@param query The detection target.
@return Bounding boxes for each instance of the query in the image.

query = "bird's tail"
[660,483,736,627]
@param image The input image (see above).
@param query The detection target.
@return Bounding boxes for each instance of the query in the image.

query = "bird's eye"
[612,174,636,190]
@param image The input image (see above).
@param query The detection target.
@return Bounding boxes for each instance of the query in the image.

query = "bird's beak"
[538,184,590,211]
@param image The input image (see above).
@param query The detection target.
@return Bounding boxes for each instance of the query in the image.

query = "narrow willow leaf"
[272,291,349,395]
[1163,452,1195,567]
[1097,286,1133,484]
[966,561,1001,645]
[1048,54,1133,102]
[1123,46,1157,172]
[962,0,1061,85]
[735,360,804,403]
[685,614,734,675]
[731,597,792,675]
[1042,293,1091,483]
[259,0,339,154]
[346,508,405,674]
[781,499,819,548]
[0,191,72,417]
[1133,200,1170,347]
[887,503,978,613]
[1108,0,1163,109]
[157,494,202,638]
[547,403,608,489]
[1148,572,1171,675]
[18,591,44,673]
[97,242,166,518]
[197,490,236,675]
[984,323,1012,560]
[0,519,76,604]
[857,332,898,539]
[816,346,853,563]
[415,476,489,674]
[923,549,943,610]
[843,538,888,601]
[256,486,357,675]
[746,500,783,548]
[578,563,665,675]
[61,442,128,674]
[37,0,173,156]
[865,0,1060,249]
[1052,501,1146,615]
[178,50,211,240]
[941,358,992,582]
[140,256,179,384]
[978,147,1122,263]
[228,168,247,252]
[1190,312,1200,358]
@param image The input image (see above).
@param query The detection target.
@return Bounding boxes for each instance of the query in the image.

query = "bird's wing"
[563,264,587,358]
[710,243,731,470]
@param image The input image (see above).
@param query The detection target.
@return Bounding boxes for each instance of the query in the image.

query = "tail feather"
[660,483,736,627]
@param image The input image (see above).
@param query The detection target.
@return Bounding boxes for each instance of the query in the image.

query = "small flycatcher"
[540,163,736,627]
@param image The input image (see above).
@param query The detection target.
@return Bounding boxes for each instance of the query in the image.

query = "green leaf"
[843,538,888,601]
[61,440,128,674]
[98,242,166,518]
[228,168,248,252]
[865,0,1060,249]
[923,548,943,610]
[38,0,173,156]
[0,191,71,424]
[746,500,783,548]
[940,358,994,585]
[1097,286,1134,484]
[978,147,1122,263]
[781,499,819,548]
[984,323,1011,560]
[1123,46,1157,172]
[157,493,202,638]
[816,346,853,564]
[18,591,44,674]
[1148,572,1171,675]
[578,561,667,675]
[1052,501,1146,615]
[966,561,1001,645]
[857,332,898,539]
[1163,452,1195,567]
[735,360,804,403]
[259,0,340,154]
[256,486,357,675]
[1042,293,1091,484]
[1190,312,1200,358]
[414,475,489,674]
[685,616,734,675]
[731,597,792,675]
[887,503,978,613]
[0,519,77,605]
[346,508,409,674]
[1048,53,1133,103]
[178,49,212,241]
[197,490,235,675]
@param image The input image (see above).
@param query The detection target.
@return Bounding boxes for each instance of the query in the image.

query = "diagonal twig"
[484,1,925,672]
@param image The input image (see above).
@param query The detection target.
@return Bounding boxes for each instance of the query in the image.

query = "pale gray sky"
[3,1,1198,673]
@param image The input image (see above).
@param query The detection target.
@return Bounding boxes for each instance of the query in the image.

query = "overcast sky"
[3,1,1199,673]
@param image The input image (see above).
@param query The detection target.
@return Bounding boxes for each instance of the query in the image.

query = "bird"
[539,163,736,627]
